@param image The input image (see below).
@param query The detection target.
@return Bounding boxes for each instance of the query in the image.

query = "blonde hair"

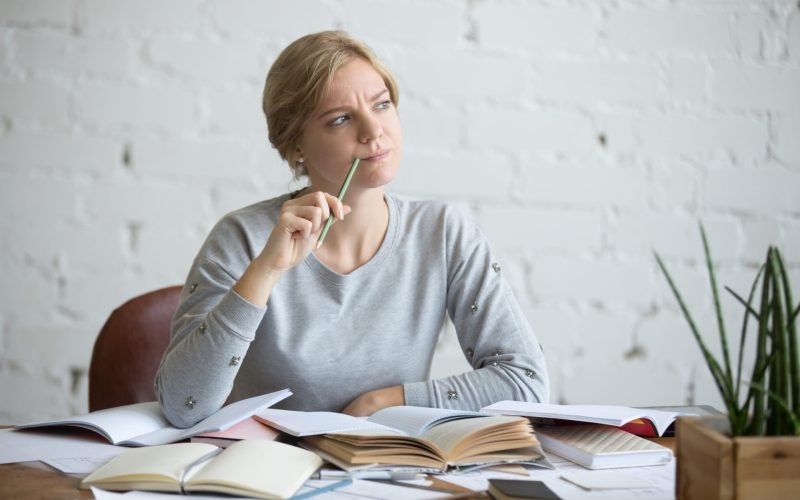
[262,31,400,178]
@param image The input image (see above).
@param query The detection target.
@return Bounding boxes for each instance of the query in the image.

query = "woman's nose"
[358,113,383,144]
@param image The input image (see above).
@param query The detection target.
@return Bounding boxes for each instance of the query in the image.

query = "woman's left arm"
[404,211,550,411]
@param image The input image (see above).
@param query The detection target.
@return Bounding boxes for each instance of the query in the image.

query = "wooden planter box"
[676,416,800,499]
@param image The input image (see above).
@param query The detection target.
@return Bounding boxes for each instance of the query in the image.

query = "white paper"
[42,453,119,474]
[296,478,447,499]
[440,454,676,500]
[0,428,125,465]
[561,470,652,489]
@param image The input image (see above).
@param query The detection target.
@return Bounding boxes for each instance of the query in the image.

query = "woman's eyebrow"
[317,89,389,119]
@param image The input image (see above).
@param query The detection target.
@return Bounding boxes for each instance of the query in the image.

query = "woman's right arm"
[155,191,347,428]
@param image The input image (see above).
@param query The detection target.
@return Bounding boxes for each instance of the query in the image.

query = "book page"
[481,402,688,436]
[185,440,323,498]
[255,409,397,436]
[17,402,167,445]
[368,406,486,437]
[418,416,535,459]
[81,443,220,488]
[127,388,292,446]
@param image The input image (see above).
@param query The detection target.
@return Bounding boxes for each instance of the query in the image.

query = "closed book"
[535,424,672,469]
[81,440,322,499]
[487,479,561,499]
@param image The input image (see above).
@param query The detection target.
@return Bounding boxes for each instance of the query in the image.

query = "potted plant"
[655,225,800,499]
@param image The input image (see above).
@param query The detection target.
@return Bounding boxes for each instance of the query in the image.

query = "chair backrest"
[88,285,182,411]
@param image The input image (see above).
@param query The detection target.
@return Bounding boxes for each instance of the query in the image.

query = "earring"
[296,156,305,167]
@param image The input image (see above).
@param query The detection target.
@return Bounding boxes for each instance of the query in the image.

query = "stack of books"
[480,401,709,469]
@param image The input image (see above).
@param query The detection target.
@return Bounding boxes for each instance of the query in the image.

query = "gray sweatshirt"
[155,193,549,428]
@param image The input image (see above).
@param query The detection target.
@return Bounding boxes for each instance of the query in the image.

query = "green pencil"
[315,157,360,249]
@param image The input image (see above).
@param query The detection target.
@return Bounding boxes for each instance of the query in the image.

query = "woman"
[155,31,549,428]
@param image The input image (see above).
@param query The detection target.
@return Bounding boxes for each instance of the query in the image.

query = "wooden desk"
[0,438,677,499]
[0,462,92,499]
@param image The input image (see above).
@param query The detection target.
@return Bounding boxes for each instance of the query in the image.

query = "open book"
[81,440,322,498]
[481,401,699,437]
[16,389,291,446]
[256,406,550,473]
[535,424,673,469]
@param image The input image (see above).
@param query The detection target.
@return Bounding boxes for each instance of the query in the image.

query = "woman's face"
[298,57,402,195]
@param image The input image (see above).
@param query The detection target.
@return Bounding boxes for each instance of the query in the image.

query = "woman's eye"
[329,114,350,127]
[375,100,392,110]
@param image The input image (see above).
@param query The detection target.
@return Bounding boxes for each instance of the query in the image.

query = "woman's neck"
[310,187,389,275]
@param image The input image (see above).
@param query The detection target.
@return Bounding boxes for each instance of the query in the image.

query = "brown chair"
[88,285,183,411]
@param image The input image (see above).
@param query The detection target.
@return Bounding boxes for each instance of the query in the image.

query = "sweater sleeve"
[154,215,268,428]
[404,208,550,410]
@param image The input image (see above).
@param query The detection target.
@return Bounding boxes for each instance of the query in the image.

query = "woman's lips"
[363,150,389,162]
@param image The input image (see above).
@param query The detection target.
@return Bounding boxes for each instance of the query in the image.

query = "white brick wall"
[1,0,799,423]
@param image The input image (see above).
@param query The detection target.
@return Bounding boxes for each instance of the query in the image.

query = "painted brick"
[475,206,604,255]
[465,106,595,156]
[0,0,75,27]
[74,83,197,131]
[636,112,768,161]
[81,180,209,228]
[343,0,464,47]
[398,98,462,151]
[402,48,526,102]
[740,216,782,264]
[535,58,660,106]
[6,321,95,373]
[712,61,800,113]
[666,58,709,103]
[0,174,80,226]
[208,178,289,220]
[210,0,338,38]
[146,37,263,83]
[604,7,737,54]
[393,150,515,201]
[0,79,71,127]
[782,219,800,263]
[78,0,203,34]
[614,214,740,263]
[2,0,799,423]
[13,31,131,78]
[0,371,70,423]
[0,29,10,70]
[475,2,598,52]
[703,165,800,213]
[0,256,59,321]
[0,131,121,174]
[773,112,800,166]
[518,161,648,210]
[134,227,205,283]
[533,257,655,307]
[132,137,251,180]
[202,87,267,139]
[650,161,699,211]
[790,10,800,62]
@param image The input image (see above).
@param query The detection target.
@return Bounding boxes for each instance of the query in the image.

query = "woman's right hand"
[233,191,349,307]
[257,190,349,273]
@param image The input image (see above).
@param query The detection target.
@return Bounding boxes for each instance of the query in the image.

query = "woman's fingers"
[286,190,345,221]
